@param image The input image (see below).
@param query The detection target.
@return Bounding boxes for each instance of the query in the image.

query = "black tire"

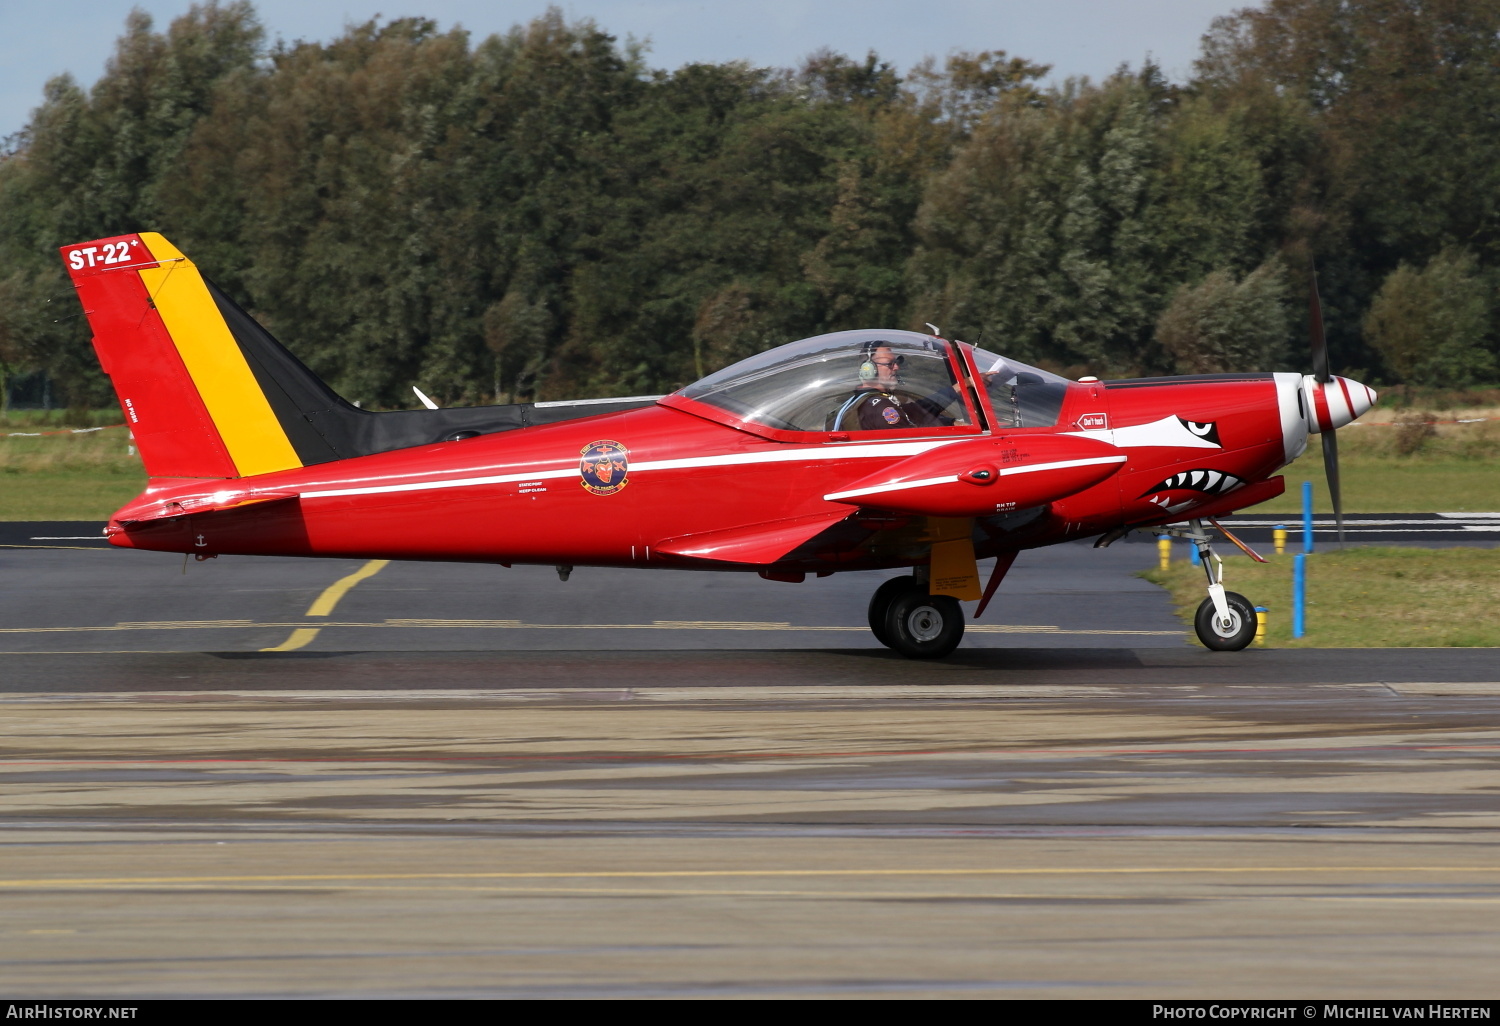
[1193,591,1257,651]
[867,576,920,649]
[884,587,965,659]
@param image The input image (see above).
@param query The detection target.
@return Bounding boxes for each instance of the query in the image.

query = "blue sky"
[2,1,1246,141]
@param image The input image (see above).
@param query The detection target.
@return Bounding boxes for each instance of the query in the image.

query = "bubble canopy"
[671,329,972,437]
[666,329,1071,438]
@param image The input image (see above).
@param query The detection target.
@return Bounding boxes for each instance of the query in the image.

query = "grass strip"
[1255,456,1500,514]
[0,425,146,519]
[1141,547,1500,648]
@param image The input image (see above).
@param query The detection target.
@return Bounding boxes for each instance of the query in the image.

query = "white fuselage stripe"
[1000,455,1126,475]
[824,475,958,502]
[821,455,1126,504]
[300,438,966,500]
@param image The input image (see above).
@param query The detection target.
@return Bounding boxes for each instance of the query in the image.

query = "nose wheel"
[867,576,965,659]
[1194,590,1256,650]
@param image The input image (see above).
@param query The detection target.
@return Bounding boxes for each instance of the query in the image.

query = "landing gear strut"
[1177,519,1257,651]
[867,569,965,659]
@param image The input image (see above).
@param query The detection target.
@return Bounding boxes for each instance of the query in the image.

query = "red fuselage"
[108,371,1302,572]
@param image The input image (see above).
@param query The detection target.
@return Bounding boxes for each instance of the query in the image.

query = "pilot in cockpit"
[829,342,951,431]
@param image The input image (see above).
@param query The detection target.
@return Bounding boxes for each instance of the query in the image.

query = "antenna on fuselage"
[413,386,440,410]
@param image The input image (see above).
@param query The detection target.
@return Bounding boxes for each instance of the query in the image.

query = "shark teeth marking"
[1140,469,1245,499]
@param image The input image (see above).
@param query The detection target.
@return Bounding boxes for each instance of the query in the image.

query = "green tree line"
[3,0,1499,409]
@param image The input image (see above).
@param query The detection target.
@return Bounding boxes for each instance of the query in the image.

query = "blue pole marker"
[1190,542,1201,566]
[1293,552,1306,638]
[1302,480,1314,554]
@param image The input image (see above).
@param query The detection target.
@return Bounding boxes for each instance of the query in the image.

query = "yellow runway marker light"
[1157,536,1171,571]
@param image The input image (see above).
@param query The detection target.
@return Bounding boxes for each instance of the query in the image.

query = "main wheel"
[867,576,920,649]
[1193,591,1257,651]
[884,587,965,659]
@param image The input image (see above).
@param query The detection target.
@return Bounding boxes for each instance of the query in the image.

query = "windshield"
[678,329,971,433]
[967,346,1071,428]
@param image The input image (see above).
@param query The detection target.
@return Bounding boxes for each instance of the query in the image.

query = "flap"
[654,508,853,565]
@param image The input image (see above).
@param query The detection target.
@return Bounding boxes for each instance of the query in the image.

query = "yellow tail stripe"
[135,233,301,478]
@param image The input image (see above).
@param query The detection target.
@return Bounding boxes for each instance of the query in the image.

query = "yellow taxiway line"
[260,559,389,652]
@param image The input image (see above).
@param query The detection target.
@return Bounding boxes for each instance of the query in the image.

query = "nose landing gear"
[1177,519,1258,651]
[867,570,965,659]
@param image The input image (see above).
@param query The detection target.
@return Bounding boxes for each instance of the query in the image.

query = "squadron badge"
[579,440,629,495]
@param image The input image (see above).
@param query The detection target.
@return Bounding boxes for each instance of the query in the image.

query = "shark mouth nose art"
[1141,469,1244,499]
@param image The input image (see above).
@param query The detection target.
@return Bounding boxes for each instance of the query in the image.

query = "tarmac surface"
[2,534,1499,998]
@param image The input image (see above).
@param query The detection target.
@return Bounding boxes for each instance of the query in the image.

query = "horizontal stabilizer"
[112,488,300,525]
[654,509,852,565]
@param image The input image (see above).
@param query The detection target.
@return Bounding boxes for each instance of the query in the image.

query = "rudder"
[61,232,303,479]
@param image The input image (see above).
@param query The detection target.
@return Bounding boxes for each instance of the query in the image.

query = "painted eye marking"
[1140,469,1243,498]
[1178,418,1221,445]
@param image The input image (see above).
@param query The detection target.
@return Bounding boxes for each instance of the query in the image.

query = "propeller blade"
[1322,429,1344,547]
[1309,264,1330,383]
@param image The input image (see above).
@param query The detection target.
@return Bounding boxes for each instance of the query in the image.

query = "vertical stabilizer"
[61,233,303,479]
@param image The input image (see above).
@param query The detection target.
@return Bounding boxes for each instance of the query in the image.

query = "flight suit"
[855,390,948,430]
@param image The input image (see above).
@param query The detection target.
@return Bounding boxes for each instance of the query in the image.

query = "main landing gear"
[1175,519,1257,651]
[867,570,965,659]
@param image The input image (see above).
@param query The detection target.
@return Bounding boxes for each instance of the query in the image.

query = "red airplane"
[62,233,1376,657]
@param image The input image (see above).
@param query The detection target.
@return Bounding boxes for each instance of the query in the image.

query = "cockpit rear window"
[677,330,970,433]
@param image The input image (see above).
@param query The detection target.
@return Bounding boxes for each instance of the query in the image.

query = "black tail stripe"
[206,279,658,462]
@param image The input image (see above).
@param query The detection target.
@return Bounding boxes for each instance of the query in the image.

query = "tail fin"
[62,233,305,479]
[64,232,665,477]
